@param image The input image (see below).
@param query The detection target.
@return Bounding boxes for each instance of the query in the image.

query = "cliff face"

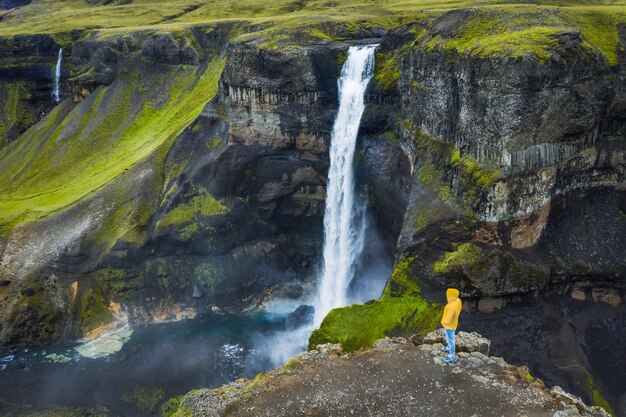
[0,27,404,347]
[0,34,65,148]
[386,18,625,298]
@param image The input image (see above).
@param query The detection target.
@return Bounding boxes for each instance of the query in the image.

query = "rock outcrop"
[166,332,610,417]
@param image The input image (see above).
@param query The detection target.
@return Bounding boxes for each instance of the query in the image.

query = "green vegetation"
[411,131,500,217]
[79,289,113,333]
[588,376,617,416]
[11,282,64,340]
[374,52,401,91]
[0,1,624,64]
[432,242,482,274]
[420,5,626,64]
[450,149,500,189]
[121,387,165,413]
[156,186,228,236]
[0,82,35,149]
[309,255,441,352]
[0,57,226,237]
[90,268,137,300]
[389,256,421,294]
[308,290,440,352]
[161,396,191,417]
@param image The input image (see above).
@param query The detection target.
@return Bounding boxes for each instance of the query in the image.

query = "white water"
[313,44,378,325]
[52,48,62,103]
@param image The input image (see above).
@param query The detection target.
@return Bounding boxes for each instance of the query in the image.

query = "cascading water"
[313,44,378,325]
[52,48,62,103]
[256,45,378,366]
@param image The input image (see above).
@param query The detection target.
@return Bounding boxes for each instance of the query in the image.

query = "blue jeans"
[445,328,456,359]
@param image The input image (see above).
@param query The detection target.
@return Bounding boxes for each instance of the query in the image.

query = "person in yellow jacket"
[441,288,462,363]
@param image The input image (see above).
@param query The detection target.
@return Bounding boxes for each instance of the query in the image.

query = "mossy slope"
[0,56,226,237]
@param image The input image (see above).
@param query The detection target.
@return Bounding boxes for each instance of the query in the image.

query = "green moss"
[90,268,139,301]
[374,52,401,91]
[413,208,441,232]
[0,81,36,149]
[308,292,440,352]
[161,397,183,417]
[283,356,301,372]
[450,149,500,188]
[121,388,165,413]
[417,159,454,206]
[193,262,221,296]
[161,396,188,417]
[156,186,228,238]
[411,132,499,213]
[564,7,624,66]
[421,6,625,64]
[588,376,617,416]
[523,372,534,382]
[79,289,113,334]
[12,281,64,340]
[433,242,482,274]
[426,12,564,62]
[308,251,442,352]
[389,256,421,295]
[337,50,348,67]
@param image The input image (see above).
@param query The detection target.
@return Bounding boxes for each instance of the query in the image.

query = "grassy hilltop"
[0,0,625,65]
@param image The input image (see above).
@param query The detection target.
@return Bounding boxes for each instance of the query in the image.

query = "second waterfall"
[314,44,378,324]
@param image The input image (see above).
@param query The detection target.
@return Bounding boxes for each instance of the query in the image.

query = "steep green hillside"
[0,57,224,236]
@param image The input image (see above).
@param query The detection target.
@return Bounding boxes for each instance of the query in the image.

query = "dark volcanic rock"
[463,287,626,417]
[141,33,200,65]
[285,305,315,329]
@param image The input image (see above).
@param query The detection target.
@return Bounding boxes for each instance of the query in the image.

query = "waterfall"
[52,48,62,103]
[314,44,378,325]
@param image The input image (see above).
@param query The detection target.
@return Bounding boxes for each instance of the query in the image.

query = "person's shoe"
[440,346,450,353]
[442,357,457,363]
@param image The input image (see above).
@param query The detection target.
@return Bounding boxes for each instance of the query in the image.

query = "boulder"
[423,329,490,355]
[591,288,621,306]
[285,305,315,330]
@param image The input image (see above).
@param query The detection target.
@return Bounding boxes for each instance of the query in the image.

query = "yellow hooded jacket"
[441,288,462,330]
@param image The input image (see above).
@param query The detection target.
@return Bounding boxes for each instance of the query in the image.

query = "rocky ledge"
[164,331,610,417]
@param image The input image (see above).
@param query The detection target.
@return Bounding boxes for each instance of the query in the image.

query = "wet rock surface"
[177,333,609,417]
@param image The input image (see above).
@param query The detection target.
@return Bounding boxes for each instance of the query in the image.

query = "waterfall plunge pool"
[0,314,287,416]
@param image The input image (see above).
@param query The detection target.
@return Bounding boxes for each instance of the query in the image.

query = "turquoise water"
[0,314,286,416]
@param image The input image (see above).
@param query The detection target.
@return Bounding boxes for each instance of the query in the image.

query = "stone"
[423,328,445,344]
[409,334,425,345]
[373,337,409,351]
[477,297,505,313]
[456,332,491,355]
[570,288,586,301]
[285,305,315,330]
[316,343,343,356]
[422,330,490,355]
[591,288,621,306]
